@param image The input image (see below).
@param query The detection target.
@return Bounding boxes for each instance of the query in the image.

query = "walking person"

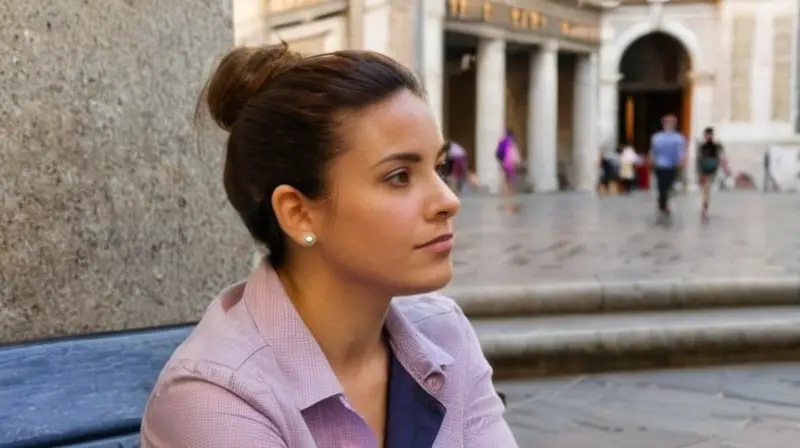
[618,143,640,194]
[649,115,686,216]
[444,140,470,194]
[598,148,620,195]
[496,129,522,213]
[763,151,779,192]
[697,127,724,218]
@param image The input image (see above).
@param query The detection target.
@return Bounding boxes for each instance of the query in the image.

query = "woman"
[697,127,724,218]
[140,44,515,447]
[496,129,522,212]
[618,143,639,194]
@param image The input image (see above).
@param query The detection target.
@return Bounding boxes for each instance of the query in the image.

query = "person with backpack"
[496,129,522,213]
[697,127,725,218]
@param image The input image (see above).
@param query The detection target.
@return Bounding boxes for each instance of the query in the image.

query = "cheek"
[334,194,418,250]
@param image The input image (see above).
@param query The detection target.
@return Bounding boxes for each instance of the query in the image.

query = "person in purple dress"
[496,129,522,213]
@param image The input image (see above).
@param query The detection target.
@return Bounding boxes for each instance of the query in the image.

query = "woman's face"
[312,89,460,296]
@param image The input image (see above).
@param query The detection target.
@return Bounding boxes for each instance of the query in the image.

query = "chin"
[393,263,453,296]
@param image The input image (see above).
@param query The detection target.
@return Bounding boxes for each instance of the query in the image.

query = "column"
[573,52,600,192]
[362,0,391,54]
[475,38,506,193]
[598,74,621,154]
[419,0,445,128]
[233,0,267,45]
[529,40,559,192]
[796,0,800,132]
[347,0,365,49]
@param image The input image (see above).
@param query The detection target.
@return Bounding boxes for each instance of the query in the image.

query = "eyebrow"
[372,145,448,168]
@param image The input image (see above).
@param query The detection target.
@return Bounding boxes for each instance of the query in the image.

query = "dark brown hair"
[198,43,424,267]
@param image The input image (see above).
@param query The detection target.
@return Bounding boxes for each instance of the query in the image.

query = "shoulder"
[163,296,272,378]
[144,296,288,420]
[391,293,477,353]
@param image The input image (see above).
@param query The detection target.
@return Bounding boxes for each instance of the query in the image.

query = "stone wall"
[730,14,755,122]
[0,0,253,344]
[389,0,416,69]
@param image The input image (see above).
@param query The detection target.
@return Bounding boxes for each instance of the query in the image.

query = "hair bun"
[201,43,302,132]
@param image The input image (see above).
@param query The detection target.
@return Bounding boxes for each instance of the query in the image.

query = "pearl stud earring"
[302,233,316,246]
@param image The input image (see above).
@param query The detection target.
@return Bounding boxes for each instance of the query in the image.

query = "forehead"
[337,90,442,162]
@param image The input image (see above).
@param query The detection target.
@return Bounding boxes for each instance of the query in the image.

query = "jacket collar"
[241,260,454,411]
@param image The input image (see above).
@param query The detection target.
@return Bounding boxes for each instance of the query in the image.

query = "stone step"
[474,306,800,378]
[450,276,800,317]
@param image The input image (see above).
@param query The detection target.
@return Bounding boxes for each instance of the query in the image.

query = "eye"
[385,169,410,187]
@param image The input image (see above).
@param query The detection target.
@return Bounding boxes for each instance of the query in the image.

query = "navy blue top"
[385,349,446,448]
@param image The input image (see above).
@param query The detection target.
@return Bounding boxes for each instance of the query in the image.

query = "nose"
[428,174,460,220]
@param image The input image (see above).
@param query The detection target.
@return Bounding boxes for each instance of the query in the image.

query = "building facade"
[235,0,800,192]
[601,0,799,190]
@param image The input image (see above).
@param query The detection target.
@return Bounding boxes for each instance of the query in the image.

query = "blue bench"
[0,325,192,448]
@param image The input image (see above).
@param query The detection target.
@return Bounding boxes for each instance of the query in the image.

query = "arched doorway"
[617,32,691,189]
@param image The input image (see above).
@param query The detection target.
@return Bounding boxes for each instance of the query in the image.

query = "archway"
[617,32,692,189]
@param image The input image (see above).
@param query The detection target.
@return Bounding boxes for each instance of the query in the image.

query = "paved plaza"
[449,192,800,287]
[500,362,800,447]
[455,192,800,446]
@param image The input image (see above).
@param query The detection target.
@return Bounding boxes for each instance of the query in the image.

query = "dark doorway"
[617,88,684,154]
[617,32,691,159]
[443,31,478,169]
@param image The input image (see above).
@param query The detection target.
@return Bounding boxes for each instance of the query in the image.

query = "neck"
[276,255,391,372]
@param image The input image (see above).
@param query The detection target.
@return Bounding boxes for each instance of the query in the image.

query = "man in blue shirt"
[649,115,686,215]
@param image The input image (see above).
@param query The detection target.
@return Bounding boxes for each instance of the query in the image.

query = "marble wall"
[0,0,253,344]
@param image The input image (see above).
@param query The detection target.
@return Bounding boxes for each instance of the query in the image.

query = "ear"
[271,184,315,247]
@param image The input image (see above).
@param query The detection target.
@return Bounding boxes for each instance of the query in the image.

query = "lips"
[416,233,454,249]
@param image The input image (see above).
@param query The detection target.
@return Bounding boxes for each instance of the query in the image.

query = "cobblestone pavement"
[449,192,800,287]
[499,362,800,447]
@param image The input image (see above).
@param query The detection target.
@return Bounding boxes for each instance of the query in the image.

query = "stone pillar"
[598,74,621,154]
[347,0,365,49]
[796,0,800,133]
[233,0,266,45]
[419,0,445,129]
[0,0,249,344]
[573,52,600,192]
[529,41,559,192]
[362,0,392,55]
[475,38,506,193]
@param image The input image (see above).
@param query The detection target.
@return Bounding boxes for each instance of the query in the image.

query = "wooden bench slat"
[0,326,192,448]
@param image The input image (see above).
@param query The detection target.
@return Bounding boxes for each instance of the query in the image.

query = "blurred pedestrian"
[649,115,686,216]
[496,129,522,213]
[618,143,640,194]
[598,148,619,195]
[444,140,470,194]
[697,127,725,218]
